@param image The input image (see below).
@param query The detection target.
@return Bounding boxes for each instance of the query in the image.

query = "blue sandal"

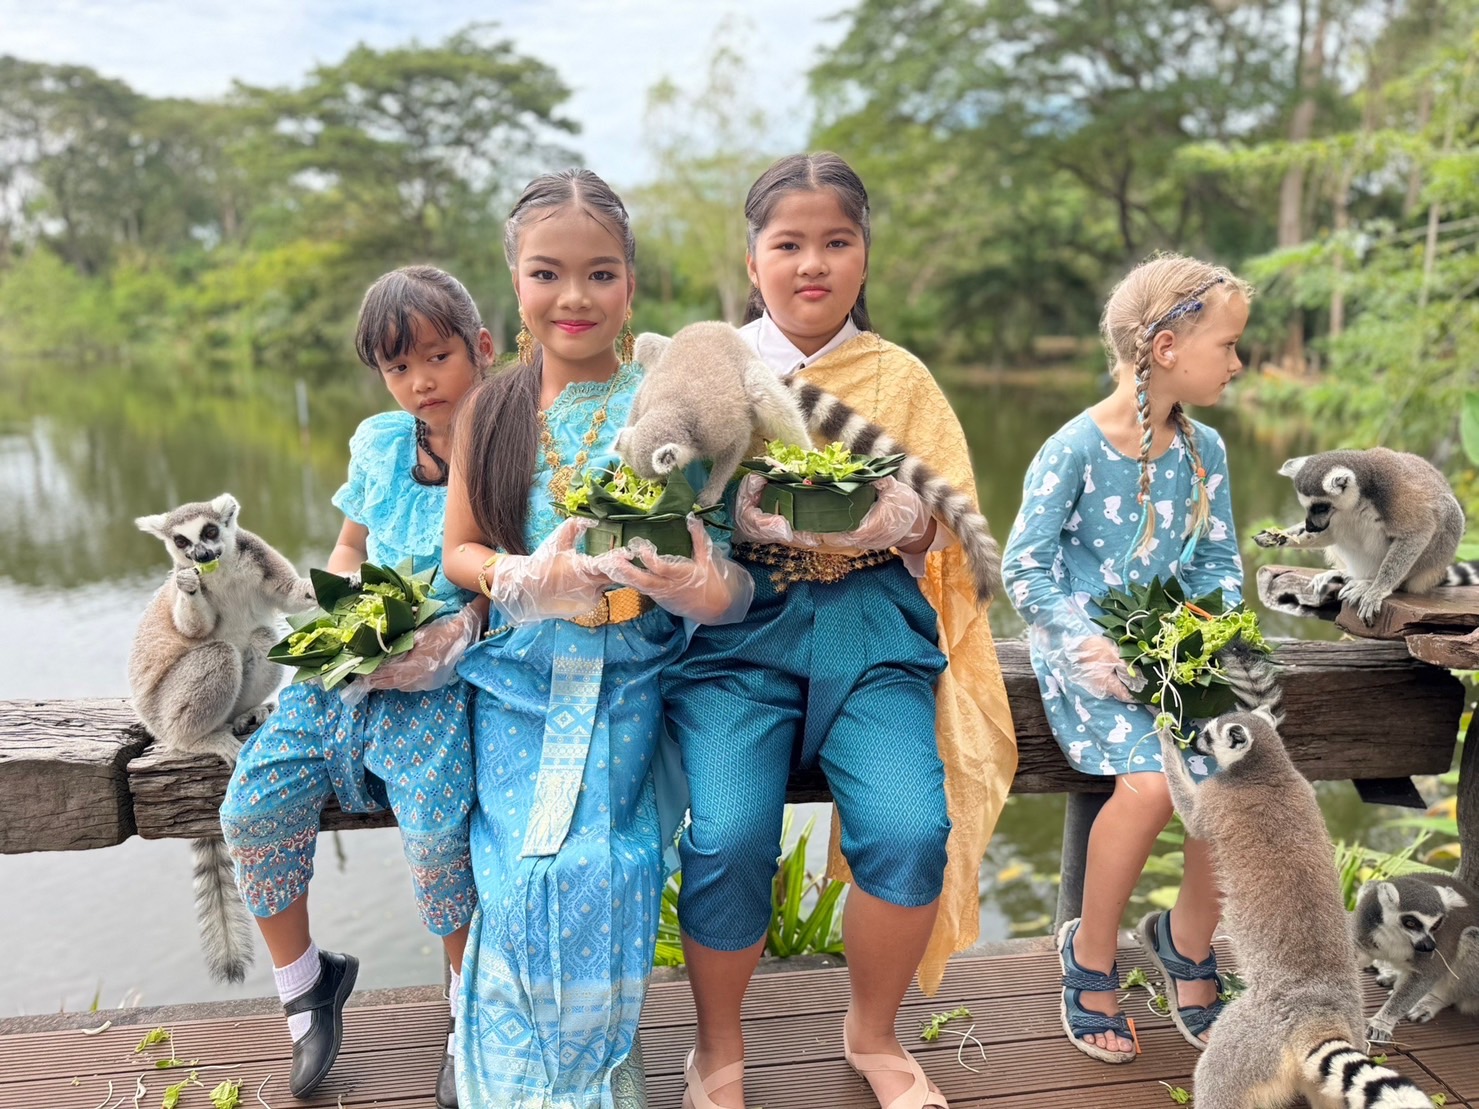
[1135,910,1225,1049]
[1056,918,1137,1064]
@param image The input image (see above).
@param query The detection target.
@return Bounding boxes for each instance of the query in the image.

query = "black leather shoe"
[285,949,359,1098]
[435,1019,457,1108]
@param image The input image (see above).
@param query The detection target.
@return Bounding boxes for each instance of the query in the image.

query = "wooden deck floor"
[3,939,1475,1108]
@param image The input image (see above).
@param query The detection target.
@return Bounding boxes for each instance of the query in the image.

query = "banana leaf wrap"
[267,560,445,691]
[559,465,723,560]
[739,442,905,534]
[1091,575,1271,744]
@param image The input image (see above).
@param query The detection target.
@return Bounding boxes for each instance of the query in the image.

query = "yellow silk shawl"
[797,331,1018,995]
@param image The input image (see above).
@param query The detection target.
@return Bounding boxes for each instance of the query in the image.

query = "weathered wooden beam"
[1407,626,1479,670]
[0,639,1465,851]
[0,700,149,852]
[129,746,399,841]
[1011,639,1462,791]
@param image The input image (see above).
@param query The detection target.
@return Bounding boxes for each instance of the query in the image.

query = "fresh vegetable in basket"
[738,440,905,533]
[267,560,444,691]
[1092,575,1271,745]
[558,464,722,559]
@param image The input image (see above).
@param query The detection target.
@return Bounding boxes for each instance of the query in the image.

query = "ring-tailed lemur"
[1354,872,1479,1045]
[1252,448,1466,625]
[1156,692,1433,1106]
[130,493,318,983]
[618,322,1001,602]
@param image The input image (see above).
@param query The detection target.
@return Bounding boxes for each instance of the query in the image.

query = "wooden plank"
[1408,1045,1479,1100]
[127,745,399,840]
[6,942,1477,1108]
[0,699,148,852]
[1408,625,1479,669]
[1,637,1466,852]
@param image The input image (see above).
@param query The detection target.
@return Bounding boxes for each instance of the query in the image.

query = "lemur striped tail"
[1303,1039,1434,1107]
[1444,559,1479,586]
[1216,639,1284,724]
[790,381,1002,603]
[193,836,255,984]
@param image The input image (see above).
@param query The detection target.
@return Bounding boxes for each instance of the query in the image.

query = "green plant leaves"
[1092,576,1271,740]
[1461,391,1479,467]
[268,559,443,691]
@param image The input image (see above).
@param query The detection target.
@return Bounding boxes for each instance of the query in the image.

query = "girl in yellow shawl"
[660,153,1017,1109]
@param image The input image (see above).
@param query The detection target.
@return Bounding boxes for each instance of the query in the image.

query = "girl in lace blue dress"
[1002,256,1252,1066]
[441,171,752,1109]
[222,266,489,1105]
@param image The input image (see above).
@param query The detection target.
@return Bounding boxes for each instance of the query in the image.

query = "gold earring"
[516,312,534,365]
[617,308,635,364]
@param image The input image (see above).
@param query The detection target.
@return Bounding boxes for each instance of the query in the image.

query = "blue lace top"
[331,410,470,606]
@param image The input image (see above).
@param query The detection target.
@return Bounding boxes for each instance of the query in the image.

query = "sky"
[0,0,854,187]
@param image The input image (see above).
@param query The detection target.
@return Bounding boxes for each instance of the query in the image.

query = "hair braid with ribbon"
[1100,255,1253,564]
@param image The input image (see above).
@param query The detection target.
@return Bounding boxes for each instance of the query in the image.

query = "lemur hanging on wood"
[1253,448,1468,625]
[616,320,1001,601]
[130,493,318,983]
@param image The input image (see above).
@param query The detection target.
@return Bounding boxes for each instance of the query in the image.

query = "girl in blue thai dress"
[221,266,489,1105]
[441,170,753,1109]
[1001,255,1252,1064]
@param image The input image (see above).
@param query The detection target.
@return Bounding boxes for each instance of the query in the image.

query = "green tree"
[809,0,1300,359]
[628,26,778,328]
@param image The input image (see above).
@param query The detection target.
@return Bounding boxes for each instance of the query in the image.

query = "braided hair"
[1100,255,1254,562]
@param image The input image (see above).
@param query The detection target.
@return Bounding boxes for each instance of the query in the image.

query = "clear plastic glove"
[733,472,810,546]
[351,604,483,699]
[1069,635,1146,703]
[594,515,755,626]
[813,477,932,552]
[485,517,615,625]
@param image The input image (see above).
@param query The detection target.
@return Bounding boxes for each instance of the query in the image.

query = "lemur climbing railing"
[0,639,1465,863]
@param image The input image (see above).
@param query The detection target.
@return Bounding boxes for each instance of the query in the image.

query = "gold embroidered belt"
[733,542,897,591]
[570,587,654,628]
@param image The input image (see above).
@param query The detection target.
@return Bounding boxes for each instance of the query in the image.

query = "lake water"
[0,358,1390,1017]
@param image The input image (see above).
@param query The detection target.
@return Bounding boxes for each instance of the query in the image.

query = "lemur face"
[1368,879,1470,958]
[1282,456,1360,532]
[136,493,240,569]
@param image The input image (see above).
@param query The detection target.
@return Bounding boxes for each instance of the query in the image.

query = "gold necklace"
[538,367,623,503]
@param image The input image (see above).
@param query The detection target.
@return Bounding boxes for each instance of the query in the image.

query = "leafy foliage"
[1093,576,1271,742]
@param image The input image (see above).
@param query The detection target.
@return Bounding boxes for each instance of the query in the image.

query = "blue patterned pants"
[220,679,476,936]
[665,558,951,952]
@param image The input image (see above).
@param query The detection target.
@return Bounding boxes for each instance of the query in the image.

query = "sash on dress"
[520,640,604,857]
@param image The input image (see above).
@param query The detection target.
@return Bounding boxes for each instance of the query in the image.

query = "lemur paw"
[1407,998,1445,1024]
[207,734,242,768]
[1308,569,1348,599]
[1374,967,1399,989]
[174,566,202,594]
[1365,1018,1396,1046]
[1253,528,1290,548]
[231,702,275,736]
[1339,578,1387,625]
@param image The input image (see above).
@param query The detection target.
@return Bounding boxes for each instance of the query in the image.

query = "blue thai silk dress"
[454,364,683,1109]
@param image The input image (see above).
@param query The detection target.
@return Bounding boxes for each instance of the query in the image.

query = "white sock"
[447,966,462,1054]
[274,943,322,1043]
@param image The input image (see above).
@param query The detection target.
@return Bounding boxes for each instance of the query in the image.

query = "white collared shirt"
[737,311,953,574]
[739,313,861,378]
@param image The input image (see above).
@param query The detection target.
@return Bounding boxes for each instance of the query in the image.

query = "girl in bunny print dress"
[1006,411,1242,778]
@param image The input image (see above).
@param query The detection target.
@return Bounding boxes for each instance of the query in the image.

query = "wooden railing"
[1,640,1466,865]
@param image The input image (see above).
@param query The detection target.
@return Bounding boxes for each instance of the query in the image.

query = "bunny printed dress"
[1001,412,1243,778]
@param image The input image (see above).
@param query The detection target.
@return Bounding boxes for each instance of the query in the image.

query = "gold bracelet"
[477,552,504,600]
